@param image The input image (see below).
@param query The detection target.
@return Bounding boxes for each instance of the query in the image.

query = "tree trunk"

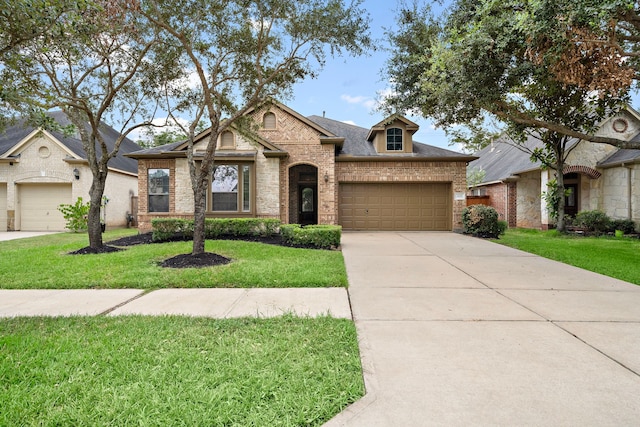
[192,177,208,255]
[556,171,566,232]
[88,178,106,249]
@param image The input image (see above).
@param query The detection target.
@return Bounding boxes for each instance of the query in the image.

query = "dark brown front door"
[565,184,578,217]
[299,184,317,225]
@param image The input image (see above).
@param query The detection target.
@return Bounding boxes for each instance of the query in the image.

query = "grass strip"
[0,230,347,289]
[493,228,640,285]
[0,315,364,426]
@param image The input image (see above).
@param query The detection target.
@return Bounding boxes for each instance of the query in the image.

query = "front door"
[299,184,317,225]
[565,183,578,218]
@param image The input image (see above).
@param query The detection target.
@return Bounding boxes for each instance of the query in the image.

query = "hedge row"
[151,218,280,241]
[280,224,342,249]
[151,218,342,249]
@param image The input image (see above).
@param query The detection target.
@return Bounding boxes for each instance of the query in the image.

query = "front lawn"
[494,228,640,285]
[0,316,364,426]
[0,230,348,289]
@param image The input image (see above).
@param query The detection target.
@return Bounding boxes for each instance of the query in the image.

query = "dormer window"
[386,128,403,151]
[263,112,276,129]
[220,131,235,149]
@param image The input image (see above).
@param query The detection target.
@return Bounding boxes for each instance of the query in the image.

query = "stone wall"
[516,170,542,228]
[601,165,639,221]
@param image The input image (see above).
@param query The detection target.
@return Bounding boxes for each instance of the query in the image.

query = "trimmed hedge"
[462,204,506,238]
[280,224,342,249]
[151,218,280,242]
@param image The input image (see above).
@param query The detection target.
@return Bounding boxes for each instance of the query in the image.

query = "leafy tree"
[142,0,372,255]
[384,0,639,231]
[1,0,176,249]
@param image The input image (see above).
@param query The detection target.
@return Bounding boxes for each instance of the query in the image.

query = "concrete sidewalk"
[0,288,351,319]
[326,232,640,426]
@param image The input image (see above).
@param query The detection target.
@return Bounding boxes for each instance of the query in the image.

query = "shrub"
[574,210,611,234]
[462,204,506,238]
[151,218,281,242]
[280,224,342,249]
[58,197,90,232]
[610,219,637,235]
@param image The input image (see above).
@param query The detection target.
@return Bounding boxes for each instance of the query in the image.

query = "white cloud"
[340,94,377,111]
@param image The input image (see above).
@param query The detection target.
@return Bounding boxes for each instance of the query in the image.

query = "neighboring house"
[0,111,140,231]
[128,101,475,232]
[468,108,640,229]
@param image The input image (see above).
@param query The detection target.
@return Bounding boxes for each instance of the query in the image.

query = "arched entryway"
[562,166,602,217]
[289,164,318,225]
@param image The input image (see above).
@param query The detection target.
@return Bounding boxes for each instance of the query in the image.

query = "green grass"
[0,315,364,426]
[494,228,640,285]
[0,230,348,289]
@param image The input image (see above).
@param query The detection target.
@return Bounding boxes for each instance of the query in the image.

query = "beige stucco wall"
[516,170,542,228]
[600,165,639,221]
[0,132,137,230]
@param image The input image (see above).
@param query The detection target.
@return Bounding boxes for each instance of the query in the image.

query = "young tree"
[1,0,175,249]
[383,0,638,231]
[143,0,372,255]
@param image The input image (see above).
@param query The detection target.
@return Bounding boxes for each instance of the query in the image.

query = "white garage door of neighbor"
[19,184,72,231]
[0,184,7,231]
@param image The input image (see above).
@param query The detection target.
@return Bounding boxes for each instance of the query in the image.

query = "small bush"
[462,204,506,238]
[280,224,342,249]
[151,218,281,242]
[574,210,611,234]
[58,197,90,232]
[610,219,637,235]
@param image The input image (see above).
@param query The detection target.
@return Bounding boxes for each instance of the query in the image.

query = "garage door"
[339,183,452,231]
[19,184,72,231]
[0,184,6,231]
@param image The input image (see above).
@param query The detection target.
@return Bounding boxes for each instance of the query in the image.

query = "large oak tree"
[384,0,639,230]
[142,0,372,255]
[1,0,177,248]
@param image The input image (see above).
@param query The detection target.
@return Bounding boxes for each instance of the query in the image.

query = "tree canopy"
[142,0,372,255]
[383,0,640,150]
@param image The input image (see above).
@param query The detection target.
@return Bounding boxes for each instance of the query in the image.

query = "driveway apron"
[326,232,640,426]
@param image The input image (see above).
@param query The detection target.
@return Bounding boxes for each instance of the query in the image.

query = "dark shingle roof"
[469,134,545,184]
[307,115,474,160]
[598,131,640,166]
[0,111,140,174]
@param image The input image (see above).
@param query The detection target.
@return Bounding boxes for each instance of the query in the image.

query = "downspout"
[624,164,633,220]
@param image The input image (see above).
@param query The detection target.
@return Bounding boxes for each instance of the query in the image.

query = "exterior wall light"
[324,174,329,183]
[73,168,80,180]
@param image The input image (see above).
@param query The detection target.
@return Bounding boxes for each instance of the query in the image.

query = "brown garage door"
[339,183,452,231]
[19,184,71,231]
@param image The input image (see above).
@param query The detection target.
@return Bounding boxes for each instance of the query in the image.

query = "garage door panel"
[339,183,452,231]
[0,184,7,232]
[20,184,71,231]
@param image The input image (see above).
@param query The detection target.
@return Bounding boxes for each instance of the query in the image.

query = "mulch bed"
[70,232,319,269]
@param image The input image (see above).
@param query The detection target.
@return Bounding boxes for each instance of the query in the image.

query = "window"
[211,164,252,212]
[220,131,235,149]
[263,112,276,129]
[386,128,403,151]
[148,168,169,212]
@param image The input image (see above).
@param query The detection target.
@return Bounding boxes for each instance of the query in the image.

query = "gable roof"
[366,114,419,141]
[468,134,546,184]
[0,111,140,174]
[307,115,475,161]
[598,132,640,167]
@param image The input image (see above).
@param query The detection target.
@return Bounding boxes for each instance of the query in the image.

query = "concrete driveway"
[327,232,640,426]
[0,231,61,241]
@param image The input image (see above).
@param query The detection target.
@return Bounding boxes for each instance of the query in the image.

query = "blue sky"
[286,0,454,150]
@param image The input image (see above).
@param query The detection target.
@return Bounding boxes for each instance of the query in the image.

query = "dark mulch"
[70,245,123,255]
[71,232,319,269]
[160,252,232,269]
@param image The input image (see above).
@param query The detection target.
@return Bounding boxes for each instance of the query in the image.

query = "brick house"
[468,108,640,229]
[128,101,475,232]
[0,111,140,231]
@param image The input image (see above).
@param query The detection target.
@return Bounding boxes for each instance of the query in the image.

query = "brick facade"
[134,102,472,232]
